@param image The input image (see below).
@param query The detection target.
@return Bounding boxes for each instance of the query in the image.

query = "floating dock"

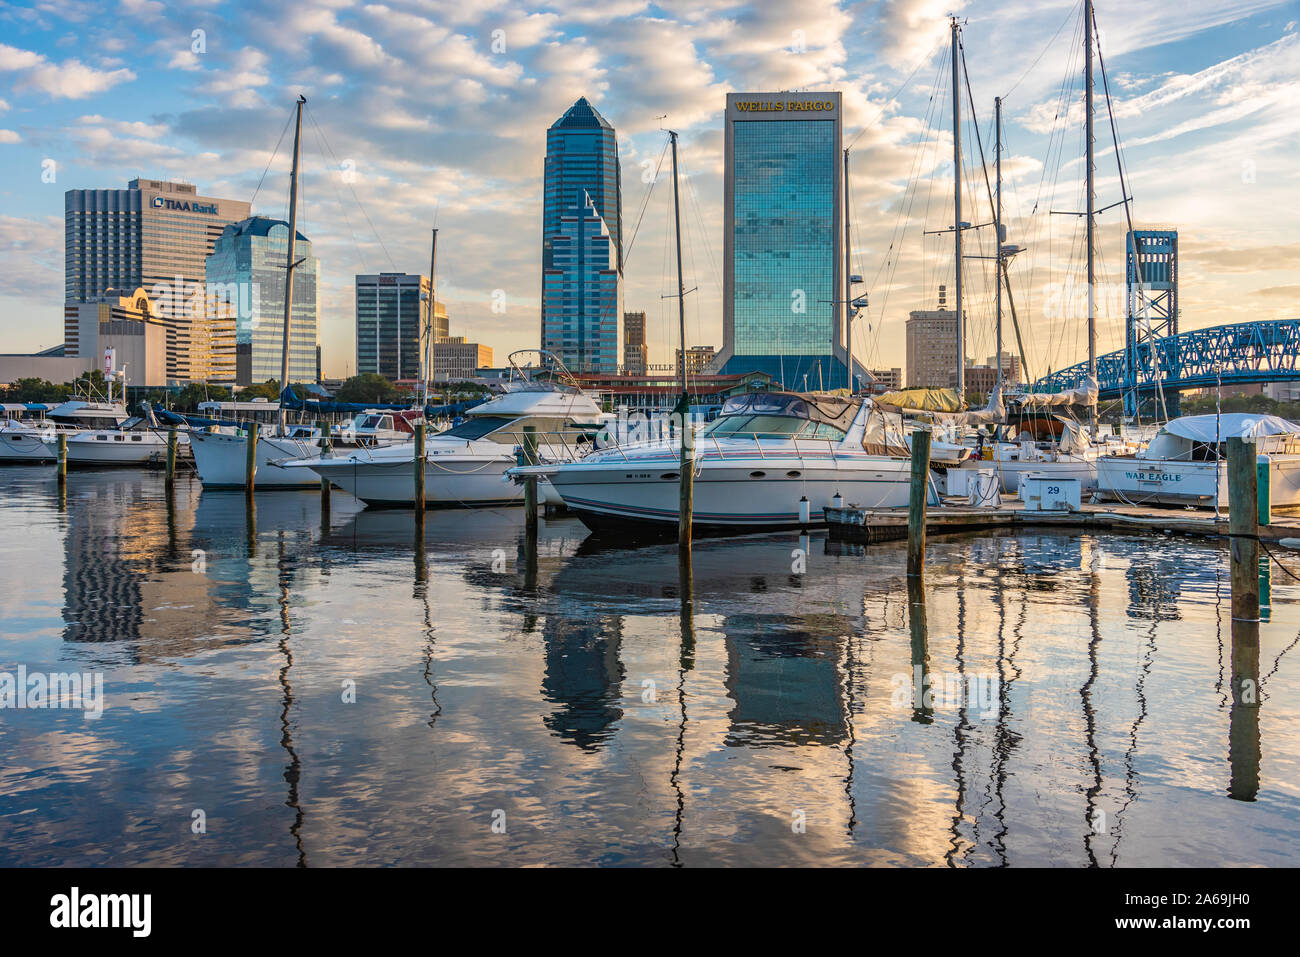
[825,500,1300,545]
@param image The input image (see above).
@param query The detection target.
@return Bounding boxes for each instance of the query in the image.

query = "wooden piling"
[1227,435,1259,621]
[678,418,694,554]
[56,433,67,485]
[317,419,331,513]
[165,429,177,488]
[523,424,538,537]
[413,421,426,512]
[244,421,259,496]
[906,428,932,577]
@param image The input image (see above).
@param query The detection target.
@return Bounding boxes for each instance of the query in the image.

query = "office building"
[62,288,169,387]
[206,216,319,386]
[623,310,647,375]
[541,191,622,373]
[714,92,856,389]
[906,304,960,389]
[676,344,716,379]
[433,337,493,382]
[867,367,903,392]
[541,97,623,374]
[355,273,446,381]
[986,352,1022,386]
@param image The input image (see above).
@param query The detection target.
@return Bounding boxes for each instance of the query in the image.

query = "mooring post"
[413,421,426,512]
[523,424,538,537]
[56,433,67,486]
[907,428,932,577]
[317,418,331,513]
[165,428,177,489]
[1226,435,1259,622]
[244,421,259,496]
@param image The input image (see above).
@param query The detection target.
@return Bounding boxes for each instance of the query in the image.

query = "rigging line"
[306,106,396,271]
[624,137,669,266]
[307,120,366,278]
[250,107,295,210]
[1003,0,1085,101]
[845,32,947,152]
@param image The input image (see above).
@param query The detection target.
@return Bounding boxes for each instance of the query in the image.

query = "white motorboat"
[0,419,57,463]
[511,391,919,534]
[1095,413,1300,508]
[959,417,1100,492]
[46,398,130,429]
[189,408,424,489]
[284,355,606,507]
[63,414,187,467]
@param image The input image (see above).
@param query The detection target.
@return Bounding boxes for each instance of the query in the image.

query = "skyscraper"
[713,92,851,390]
[541,97,623,374]
[623,310,647,375]
[206,216,318,386]
[354,273,446,381]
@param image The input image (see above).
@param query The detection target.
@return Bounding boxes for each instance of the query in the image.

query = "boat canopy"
[873,388,964,414]
[1161,413,1299,444]
[719,391,861,433]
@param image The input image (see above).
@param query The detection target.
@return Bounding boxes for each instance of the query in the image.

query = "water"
[1,467,1297,867]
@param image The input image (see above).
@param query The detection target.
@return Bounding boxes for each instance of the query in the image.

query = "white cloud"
[0,42,135,98]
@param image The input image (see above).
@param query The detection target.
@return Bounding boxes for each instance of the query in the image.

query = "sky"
[0,0,1296,381]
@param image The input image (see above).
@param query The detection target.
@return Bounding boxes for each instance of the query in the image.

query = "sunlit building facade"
[355,273,447,381]
[715,92,850,390]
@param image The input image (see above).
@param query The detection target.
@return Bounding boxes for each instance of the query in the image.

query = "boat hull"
[64,432,183,467]
[309,452,529,507]
[549,455,914,533]
[1096,455,1300,508]
[0,430,56,463]
[190,431,323,488]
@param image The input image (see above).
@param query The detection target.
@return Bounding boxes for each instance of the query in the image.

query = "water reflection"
[0,467,1297,867]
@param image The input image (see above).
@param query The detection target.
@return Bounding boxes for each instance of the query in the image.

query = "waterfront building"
[541,97,623,374]
[867,367,903,392]
[432,337,493,382]
[541,191,622,373]
[676,344,716,379]
[355,273,446,381]
[623,310,647,375]
[906,307,960,389]
[714,92,854,390]
[206,216,319,386]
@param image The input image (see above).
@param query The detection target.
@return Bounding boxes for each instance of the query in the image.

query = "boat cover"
[1161,413,1299,444]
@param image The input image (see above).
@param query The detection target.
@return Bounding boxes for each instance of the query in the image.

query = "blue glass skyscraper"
[541,97,623,373]
[714,92,851,390]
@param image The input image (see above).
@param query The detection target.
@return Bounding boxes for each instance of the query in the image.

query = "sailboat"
[189,96,346,489]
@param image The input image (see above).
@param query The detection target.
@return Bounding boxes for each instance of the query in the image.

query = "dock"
[825,499,1300,545]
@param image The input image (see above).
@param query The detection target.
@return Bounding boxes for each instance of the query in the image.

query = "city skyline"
[0,1,1295,382]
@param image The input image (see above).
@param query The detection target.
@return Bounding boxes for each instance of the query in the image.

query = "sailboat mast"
[951,18,964,398]
[424,228,438,405]
[995,96,1004,396]
[278,94,305,434]
[1085,0,1098,432]
[844,148,853,393]
[670,131,687,397]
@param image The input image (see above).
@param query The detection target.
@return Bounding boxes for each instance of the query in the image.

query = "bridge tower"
[1125,228,1180,417]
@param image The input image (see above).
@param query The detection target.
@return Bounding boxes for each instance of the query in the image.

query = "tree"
[174,383,233,412]
[334,373,399,404]
[237,379,281,401]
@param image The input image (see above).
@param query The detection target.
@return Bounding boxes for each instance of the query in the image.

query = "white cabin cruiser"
[511,391,919,534]
[283,376,606,507]
[0,419,57,463]
[189,408,424,489]
[63,414,187,467]
[1095,413,1300,508]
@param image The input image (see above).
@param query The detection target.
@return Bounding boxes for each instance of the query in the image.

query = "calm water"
[1,467,1298,867]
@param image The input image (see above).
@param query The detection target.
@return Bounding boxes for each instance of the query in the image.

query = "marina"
[1,465,1298,868]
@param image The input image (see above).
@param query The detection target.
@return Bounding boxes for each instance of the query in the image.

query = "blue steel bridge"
[1030,318,1300,413]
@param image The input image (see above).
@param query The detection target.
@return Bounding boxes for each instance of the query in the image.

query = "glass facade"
[718,95,847,390]
[541,97,623,374]
[355,273,442,381]
[206,216,319,386]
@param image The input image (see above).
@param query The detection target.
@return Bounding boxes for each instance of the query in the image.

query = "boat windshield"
[702,414,845,441]
[440,416,514,440]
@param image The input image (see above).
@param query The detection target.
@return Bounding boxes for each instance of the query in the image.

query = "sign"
[103,347,116,376]
[151,196,219,214]
[734,100,836,113]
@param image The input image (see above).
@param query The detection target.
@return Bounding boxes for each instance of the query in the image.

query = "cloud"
[0,42,135,98]
[0,129,21,143]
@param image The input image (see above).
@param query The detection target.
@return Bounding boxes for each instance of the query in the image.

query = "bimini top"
[1161,413,1299,444]
[720,391,860,433]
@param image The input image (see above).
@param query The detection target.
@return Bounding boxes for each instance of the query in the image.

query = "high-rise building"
[206,216,318,386]
[905,307,959,389]
[541,191,622,373]
[354,273,446,381]
[433,337,493,382]
[676,344,716,379]
[623,310,647,375]
[714,92,852,390]
[65,179,249,382]
[541,97,623,374]
[867,367,903,392]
